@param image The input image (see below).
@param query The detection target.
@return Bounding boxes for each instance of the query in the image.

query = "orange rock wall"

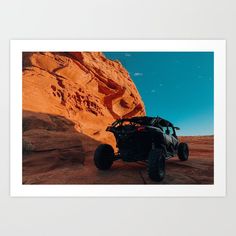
[23,52,145,145]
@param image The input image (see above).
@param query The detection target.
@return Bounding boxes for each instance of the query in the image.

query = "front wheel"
[178,142,189,161]
[148,148,166,182]
[94,144,114,170]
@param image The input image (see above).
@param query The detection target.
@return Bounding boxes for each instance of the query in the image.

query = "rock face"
[23,52,145,146]
[23,135,214,184]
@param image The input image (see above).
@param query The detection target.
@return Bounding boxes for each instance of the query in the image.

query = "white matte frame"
[10,40,226,197]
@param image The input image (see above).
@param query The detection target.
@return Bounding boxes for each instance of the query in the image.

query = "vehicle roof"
[112,116,174,127]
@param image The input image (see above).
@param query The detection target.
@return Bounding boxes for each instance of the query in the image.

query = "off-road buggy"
[94,116,189,182]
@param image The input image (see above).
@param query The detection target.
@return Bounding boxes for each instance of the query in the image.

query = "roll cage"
[107,116,180,137]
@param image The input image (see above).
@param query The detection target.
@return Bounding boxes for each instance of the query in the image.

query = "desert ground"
[23,135,213,185]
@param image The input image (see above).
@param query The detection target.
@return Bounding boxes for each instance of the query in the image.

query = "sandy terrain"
[23,135,213,185]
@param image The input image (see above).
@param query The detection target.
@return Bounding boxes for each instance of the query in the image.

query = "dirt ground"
[23,136,213,185]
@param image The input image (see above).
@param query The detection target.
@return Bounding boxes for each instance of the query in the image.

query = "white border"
[10,40,226,197]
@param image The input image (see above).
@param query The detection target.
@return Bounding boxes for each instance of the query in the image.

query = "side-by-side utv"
[94,116,189,182]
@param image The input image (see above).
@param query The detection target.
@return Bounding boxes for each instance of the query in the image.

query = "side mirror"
[174,127,180,130]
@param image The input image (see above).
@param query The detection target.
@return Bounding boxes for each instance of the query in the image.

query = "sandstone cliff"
[23,52,145,148]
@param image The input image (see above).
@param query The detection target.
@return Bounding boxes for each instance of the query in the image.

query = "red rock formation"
[23,135,214,184]
[23,52,145,146]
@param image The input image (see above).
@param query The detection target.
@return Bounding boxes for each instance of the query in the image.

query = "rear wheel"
[178,142,189,161]
[94,144,114,170]
[148,148,166,182]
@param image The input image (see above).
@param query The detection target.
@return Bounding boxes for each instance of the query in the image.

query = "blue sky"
[104,52,214,136]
